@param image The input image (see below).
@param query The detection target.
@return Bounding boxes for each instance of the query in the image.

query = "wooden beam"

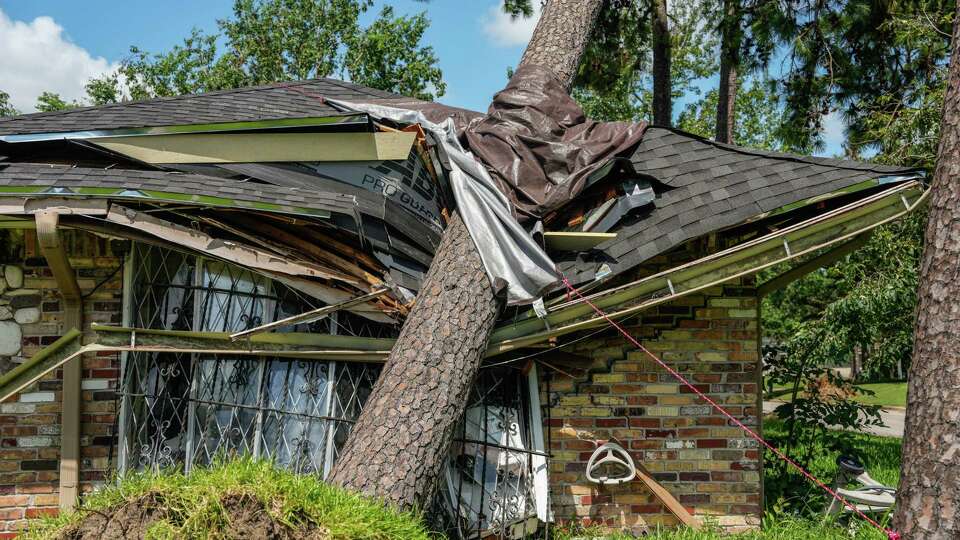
[634,464,703,529]
[89,131,416,164]
[35,211,83,510]
[0,329,83,404]
[229,288,391,341]
[543,231,617,251]
[757,233,872,297]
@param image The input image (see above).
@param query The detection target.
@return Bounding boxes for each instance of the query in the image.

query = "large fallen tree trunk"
[892,5,960,539]
[328,0,605,510]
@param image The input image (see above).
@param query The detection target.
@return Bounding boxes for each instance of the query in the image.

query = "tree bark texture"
[651,0,672,126]
[518,0,605,92]
[330,0,605,510]
[892,8,960,539]
[328,213,501,508]
[715,0,739,143]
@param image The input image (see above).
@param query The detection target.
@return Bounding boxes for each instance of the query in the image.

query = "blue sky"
[0,1,844,154]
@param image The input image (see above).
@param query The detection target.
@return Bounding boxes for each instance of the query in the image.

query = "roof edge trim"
[0,114,368,143]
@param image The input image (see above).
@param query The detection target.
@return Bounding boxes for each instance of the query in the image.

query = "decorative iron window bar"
[117,243,384,475]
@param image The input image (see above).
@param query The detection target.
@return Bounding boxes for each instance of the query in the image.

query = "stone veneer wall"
[541,271,762,533]
[0,230,123,538]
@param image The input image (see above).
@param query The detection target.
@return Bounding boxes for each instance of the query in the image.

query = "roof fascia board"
[749,174,923,222]
[88,131,416,164]
[487,181,927,350]
[0,186,333,219]
[0,114,368,143]
[92,323,394,352]
[757,232,872,297]
[0,197,108,215]
[0,326,389,404]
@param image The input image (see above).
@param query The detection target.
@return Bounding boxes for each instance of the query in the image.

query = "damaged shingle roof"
[0,79,405,135]
[558,127,921,285]
[0,79,922,286]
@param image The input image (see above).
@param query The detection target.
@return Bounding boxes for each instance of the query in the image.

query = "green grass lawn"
[765,381,907,408]
[25,425,903,540]
[850,382,907,408]
[22,458,433,540]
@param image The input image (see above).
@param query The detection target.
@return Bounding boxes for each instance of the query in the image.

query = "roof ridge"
[647,125,922,175]
[0,78,342,125]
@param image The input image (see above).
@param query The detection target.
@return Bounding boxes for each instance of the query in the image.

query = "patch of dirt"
[58,492,169,540]
[57,491,328,540]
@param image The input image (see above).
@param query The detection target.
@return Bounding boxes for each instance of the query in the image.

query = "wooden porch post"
[35,211,83,510]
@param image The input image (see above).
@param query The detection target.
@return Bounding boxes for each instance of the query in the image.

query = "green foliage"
[344,7,445,100]
[34,91,80,112]
[85,73,124,105]
[765,349,883,475]
[748,0,954,154]
[762,209,925,381]
[676,76,784,150]
[23,457,433,540]
[572,0,719,123]
[119,0,445,101]
[552,516,894,539]
[0,90,18,117]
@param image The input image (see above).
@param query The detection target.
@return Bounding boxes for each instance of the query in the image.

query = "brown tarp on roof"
[461,65,647,221]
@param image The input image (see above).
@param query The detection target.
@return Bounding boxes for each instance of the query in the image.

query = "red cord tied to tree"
[558,276,900,540]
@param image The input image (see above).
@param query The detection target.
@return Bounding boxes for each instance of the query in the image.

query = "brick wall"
[541,276,762,534]
[0,230,124,538]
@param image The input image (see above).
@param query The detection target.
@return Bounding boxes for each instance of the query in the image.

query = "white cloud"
[480,1,542,48]
[0,8,119,112]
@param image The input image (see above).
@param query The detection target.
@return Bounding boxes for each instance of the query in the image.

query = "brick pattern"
[0,230,123,537]
[542,276,762,534]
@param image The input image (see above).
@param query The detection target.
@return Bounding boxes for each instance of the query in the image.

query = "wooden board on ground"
[634,463,703,529]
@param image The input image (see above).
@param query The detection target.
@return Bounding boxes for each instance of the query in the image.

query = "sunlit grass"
[22,457,434,540]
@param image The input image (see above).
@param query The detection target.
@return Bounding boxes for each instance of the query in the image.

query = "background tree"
[34,92,79,112]
[893,4,960,537]
[747,0,953,154]
[328,0,606,510]
[715,0,740,142]
[650,0,671,125]
[677,75,782,149]
[108,0,443,102]
[0,91,18,117]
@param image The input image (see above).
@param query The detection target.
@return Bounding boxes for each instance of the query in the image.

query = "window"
[438,366,549,539]
[118,243,383,475]
[118,243,550,538]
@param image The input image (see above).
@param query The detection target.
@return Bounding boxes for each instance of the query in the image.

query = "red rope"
[560,276,899,540]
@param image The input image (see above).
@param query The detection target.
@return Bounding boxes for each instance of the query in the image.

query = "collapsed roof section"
[554,127,923,287]
[0,76,926,319]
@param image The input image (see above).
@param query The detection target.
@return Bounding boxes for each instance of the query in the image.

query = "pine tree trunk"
[715,0,739,143]
[892,7,960,538]
[329,0,605,510]
[651,0,672,126]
